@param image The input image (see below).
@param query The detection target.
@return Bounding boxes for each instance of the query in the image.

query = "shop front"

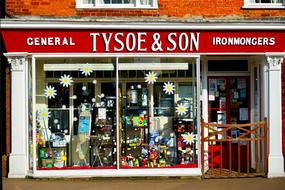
[1,24,285,178]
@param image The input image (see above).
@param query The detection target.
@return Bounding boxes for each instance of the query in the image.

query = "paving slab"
[3,177,285,190]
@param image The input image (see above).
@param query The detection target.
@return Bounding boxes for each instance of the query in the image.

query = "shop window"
[33,58,198,170]
[243,0,285,8]
[36,60,117,170]
[76,0,158,8]
[119,60,198,169]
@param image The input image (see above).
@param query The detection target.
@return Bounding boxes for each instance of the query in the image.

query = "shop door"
[208,77,250,125]
[208,77,250,172]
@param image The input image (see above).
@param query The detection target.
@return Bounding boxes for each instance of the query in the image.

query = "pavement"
[2,177,285,190]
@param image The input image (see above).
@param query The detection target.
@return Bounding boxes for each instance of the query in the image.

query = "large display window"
[118,57,198,168]
[31,56,199,171]
[34,58,117,170]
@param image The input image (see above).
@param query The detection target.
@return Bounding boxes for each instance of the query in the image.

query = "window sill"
[76,5,158,10]
[242,4,285,9]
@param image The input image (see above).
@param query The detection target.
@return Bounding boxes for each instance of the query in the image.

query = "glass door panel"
[208,77,250,138]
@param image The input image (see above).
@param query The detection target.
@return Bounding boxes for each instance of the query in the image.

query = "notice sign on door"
[239,108,248,121]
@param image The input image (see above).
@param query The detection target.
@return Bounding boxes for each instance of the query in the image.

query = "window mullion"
[135,0,140,7]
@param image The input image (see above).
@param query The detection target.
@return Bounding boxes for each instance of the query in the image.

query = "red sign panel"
[2,30,285,53]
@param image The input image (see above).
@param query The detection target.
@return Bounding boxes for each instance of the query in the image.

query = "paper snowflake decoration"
[80,63,93,77]
[145,71,158,84]
[37,108,51,121]
[59,74,73,87]
[44,85,57,99]
[163,82,175,95]
[181,132,195,145]
[176,103,188,116]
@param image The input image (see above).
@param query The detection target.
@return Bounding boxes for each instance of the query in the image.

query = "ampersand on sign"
[151,33,163,52]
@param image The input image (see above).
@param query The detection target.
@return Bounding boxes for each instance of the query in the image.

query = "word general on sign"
[26,37,75,46]
[90,32,200,52]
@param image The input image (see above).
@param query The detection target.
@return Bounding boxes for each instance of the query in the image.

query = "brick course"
[5,0,285,18]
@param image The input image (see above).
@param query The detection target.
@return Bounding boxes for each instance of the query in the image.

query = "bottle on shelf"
[141,87,148,107]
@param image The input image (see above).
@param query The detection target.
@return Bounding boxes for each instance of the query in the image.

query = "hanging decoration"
[44,85,57,99]
[80,63,94,76]
[163,82,175,95]
[145,71,158,84]
[175,103,188,116]
[59,74,73,87]
[181,132,195,145]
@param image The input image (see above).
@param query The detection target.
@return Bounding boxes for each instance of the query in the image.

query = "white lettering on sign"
[26,37,75,46]
[90,32,200,52]
[167,32,199,51]
[90,32,148,52]
[212,37,275,46]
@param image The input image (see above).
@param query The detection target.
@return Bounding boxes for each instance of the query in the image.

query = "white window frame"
[76,0,158,9]
[243,0,285,9]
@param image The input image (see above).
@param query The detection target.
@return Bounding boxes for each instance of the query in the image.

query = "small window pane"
[82,0,94,4]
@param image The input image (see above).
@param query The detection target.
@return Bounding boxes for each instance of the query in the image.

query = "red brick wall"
[6,0,285,18]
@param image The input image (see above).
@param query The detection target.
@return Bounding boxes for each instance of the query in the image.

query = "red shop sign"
[2,30,285,53]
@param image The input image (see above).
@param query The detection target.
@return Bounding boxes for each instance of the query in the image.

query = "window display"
[119,58,198,168]
[34,57,198,170]
[36,59,117,169]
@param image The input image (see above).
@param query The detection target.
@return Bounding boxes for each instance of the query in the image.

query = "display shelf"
[38,145,68,168]
[125,126,148,129]
[121,83,150,167]
[125,106,148,110]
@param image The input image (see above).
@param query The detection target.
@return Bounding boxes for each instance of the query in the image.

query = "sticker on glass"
[176,103,188,116]
[163,82,175,95]
[181,132,195,145]
[145,71,158,84]
[44,85,57,99]
[59,74,73,87]
[80,63,93,77]
[37,108,51,121]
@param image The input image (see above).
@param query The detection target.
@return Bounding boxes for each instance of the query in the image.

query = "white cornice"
[1,20,285,30]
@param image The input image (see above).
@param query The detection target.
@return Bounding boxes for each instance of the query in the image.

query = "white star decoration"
[181,132,195,145]
[163,82,175,95]
[176,103,188,116]
[44,85,57,99]
[145,71,158,84]
[80,63,93,77]
[59,74,73,87]
[37,108,51,121]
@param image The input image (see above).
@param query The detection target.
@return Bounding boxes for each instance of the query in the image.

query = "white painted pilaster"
[5,53,28,178]
[201,57,209,172]
[266,55,284,177]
